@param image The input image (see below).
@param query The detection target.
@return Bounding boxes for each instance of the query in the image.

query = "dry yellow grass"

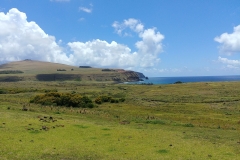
[0,60,138,82]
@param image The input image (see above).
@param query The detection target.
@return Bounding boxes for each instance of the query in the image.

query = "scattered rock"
[22,108,28,111]
[42,126,49,131]
[120,120,130,125]
[56,124,64,127]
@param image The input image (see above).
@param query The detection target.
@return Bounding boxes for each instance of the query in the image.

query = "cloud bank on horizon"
[0,8,239,74]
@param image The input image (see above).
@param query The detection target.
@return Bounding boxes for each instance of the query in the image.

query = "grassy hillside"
[0,60,142,82]
[0,81,240,159]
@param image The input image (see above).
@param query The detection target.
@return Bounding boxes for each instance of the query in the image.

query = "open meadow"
[1,81,240,159]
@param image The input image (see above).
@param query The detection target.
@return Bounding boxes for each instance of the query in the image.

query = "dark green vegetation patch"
[30,92,94,108]
[157,149,169,154]
[0,70,24,74]
[95,95,125,104]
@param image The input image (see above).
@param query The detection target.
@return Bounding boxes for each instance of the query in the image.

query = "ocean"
[126,75,240,85]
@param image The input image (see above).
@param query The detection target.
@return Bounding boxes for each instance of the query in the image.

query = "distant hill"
[0,60,144,82]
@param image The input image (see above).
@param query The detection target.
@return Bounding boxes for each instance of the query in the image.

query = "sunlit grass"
[1,81,240,159]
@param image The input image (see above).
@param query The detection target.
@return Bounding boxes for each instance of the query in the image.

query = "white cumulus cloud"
[215,25,240,55]
[0,8,71,64]
[136,28,164,55]
[0,9,165,71]
[112,18,164,68]
[68,40,138,68]
[112,18,144,36]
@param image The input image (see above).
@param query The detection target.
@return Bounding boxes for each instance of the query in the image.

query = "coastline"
[125,75,240,85]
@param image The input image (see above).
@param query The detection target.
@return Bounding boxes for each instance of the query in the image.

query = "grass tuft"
[157,149,169,154]
[74,124,89,129]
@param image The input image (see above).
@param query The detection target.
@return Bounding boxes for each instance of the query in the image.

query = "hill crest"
[0,60,144,82]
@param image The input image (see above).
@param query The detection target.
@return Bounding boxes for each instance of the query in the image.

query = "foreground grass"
[0,81,240,159]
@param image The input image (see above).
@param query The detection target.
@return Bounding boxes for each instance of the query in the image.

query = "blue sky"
[0,0,240,77]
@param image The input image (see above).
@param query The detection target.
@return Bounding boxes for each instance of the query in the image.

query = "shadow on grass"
[74,124,89,129]
[157,149,169,154]
[102,128,111,130]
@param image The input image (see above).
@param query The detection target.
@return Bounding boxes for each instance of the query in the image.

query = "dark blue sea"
[126,75,240,85]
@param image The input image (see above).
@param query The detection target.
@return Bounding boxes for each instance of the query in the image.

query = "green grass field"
[1,81,240,159]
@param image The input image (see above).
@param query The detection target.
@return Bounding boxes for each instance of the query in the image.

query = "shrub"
[85,103,95,108]
[101,96,112,102]
[102,69,112,71]
[0,89,7,94]
[95,95,125,104]
[119,98,125,102]
[174,81,183,84]
[110,99,116,103]
[30,92,94,108]
[95,97,102,104]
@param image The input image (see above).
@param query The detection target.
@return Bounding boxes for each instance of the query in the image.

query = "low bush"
[30,92,94,108]
[174,81,183,84]
[0,70,24,74]
[95,97,102,104]
[0,89,7,94]
[119,98,125,102]
[94,95,125,104]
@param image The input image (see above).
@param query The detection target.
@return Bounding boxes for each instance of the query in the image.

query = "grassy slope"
[0,60,102,74]
[0,60,133,82]
[0,81,240,159]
